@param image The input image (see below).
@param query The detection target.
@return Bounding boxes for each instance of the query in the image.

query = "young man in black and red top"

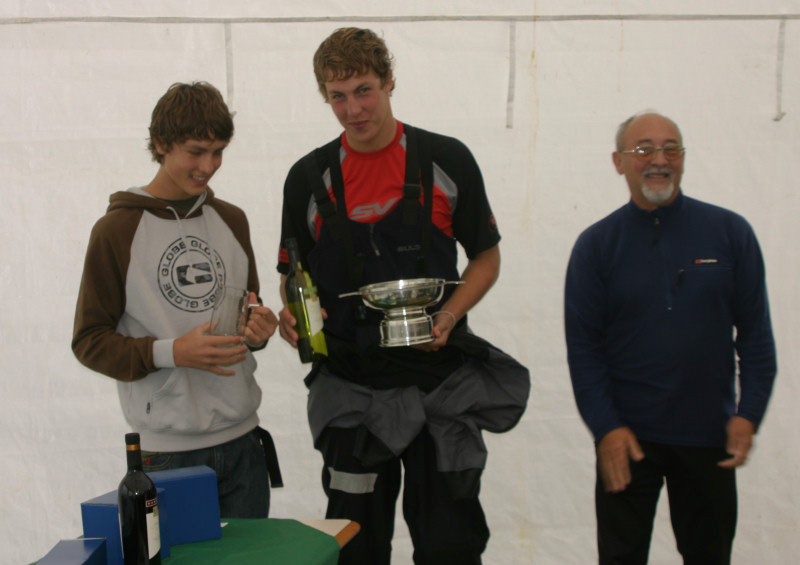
[276,28,529,565]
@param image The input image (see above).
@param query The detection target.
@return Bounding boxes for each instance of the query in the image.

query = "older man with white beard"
[564,111,777,565]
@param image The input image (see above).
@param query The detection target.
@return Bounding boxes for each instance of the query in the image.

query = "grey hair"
[615,110,682,151]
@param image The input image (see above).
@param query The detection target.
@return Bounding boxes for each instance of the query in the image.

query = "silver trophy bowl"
[339,278,464,347]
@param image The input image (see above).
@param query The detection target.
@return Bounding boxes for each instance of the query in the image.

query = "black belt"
[255,427,283,488]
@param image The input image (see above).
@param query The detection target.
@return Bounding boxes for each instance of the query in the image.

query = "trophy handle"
[337,290,363,298]
[337,279,464,299]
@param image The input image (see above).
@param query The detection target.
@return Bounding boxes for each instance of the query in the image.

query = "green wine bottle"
[285,238,328,363]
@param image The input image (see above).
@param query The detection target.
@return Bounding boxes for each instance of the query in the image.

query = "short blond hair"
[313,27,395,101]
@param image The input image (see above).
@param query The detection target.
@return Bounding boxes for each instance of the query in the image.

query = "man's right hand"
[173,322,248,376]
[278,304,327,349]
[278,306,299,347]
[597,427,645,493]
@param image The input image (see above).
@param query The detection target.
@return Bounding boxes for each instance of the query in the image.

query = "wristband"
[433,310,457,326]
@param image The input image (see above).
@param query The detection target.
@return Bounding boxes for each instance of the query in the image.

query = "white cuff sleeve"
[152,338,176,368]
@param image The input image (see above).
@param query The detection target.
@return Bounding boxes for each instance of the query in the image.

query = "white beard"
[641,178,675,206]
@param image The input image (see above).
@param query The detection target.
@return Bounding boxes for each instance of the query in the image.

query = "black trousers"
[317,426,489,565]
[596,441,737,565]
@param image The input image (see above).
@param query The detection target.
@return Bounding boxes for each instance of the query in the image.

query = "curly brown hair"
[147,82,234,163]
[313,28,395,101]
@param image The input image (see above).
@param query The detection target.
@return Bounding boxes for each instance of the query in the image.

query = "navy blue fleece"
[565,193,776,447]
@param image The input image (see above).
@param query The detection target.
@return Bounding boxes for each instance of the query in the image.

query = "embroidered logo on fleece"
[157,236,225,313]
[693,258,719,265]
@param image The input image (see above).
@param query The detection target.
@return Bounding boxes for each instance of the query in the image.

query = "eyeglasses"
[620,144,685,162]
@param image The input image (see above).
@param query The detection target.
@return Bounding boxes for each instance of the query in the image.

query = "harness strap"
[303,144,337,228]
[402,125,422,226]
[413,126,435,278]
[302,142,366,290]
[325,141,366,299]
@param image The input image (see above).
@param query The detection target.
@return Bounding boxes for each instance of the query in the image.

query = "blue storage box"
[38,538,107,565]
[147,465,221,545]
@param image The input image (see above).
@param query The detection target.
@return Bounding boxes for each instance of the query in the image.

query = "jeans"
[142,428,270,518]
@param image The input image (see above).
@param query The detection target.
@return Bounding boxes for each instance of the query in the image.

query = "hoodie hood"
[107,186,215,219]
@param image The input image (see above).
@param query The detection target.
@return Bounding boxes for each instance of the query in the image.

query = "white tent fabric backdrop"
[2,1,798,563]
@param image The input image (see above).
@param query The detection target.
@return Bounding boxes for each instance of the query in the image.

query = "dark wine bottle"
[285,237,328,363]
[118,433,161,565]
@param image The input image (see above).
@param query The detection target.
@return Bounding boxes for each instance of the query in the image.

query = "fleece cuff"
[153,338,177,369]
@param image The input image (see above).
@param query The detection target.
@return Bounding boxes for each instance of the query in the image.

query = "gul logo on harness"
[157,236,225,312]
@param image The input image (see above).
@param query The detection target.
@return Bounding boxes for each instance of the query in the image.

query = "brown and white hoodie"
[72,186,263,452]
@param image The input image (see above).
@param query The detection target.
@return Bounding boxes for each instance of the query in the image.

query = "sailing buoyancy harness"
[302,124,462,355]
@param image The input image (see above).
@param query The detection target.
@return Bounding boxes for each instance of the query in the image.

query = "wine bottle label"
[146,499,161,557]
[307,297,324,335]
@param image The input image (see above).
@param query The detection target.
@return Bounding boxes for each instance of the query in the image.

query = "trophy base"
[379,315,433,347]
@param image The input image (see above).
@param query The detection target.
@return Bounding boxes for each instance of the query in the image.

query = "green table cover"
[165,518,340,565]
